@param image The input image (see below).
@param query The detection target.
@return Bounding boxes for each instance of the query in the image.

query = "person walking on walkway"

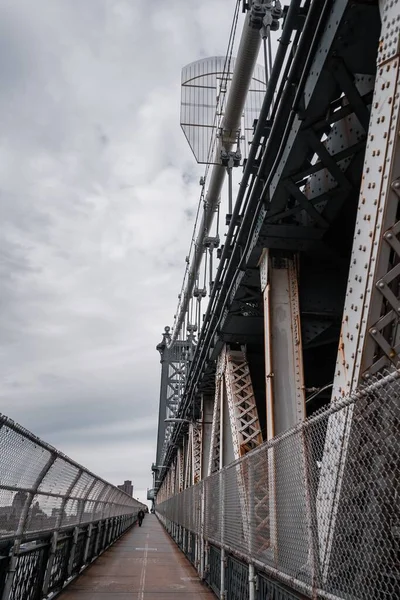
[138,509,145,527]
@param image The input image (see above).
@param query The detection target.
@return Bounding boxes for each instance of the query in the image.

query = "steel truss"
[190,423,202,485]
[224,348,263,456]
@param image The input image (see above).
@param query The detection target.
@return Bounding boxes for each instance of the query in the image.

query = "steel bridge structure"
[154,1,400,599]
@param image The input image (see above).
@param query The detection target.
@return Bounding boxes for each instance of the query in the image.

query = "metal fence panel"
[209,544,221,597]
[10,541,49,600]
[257,573,304,600]
[227,555,249,600]
[47,534,72,594]
[0,413,144,542]
[156,370,400,600]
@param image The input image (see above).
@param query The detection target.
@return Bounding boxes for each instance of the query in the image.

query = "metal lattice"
[10,544,48,600]
[47,535,71,593]
[191,423,202,485]
[225,348,263,457]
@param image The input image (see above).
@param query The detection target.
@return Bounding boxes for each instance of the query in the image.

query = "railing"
[0,414,146,599]
[156,370,400,600]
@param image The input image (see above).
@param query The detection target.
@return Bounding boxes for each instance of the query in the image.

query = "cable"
[306,384,333,404]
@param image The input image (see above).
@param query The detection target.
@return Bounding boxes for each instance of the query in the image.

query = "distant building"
[117,480,133,496]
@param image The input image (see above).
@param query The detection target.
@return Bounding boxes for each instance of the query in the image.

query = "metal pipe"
[160,0,302,476]
[249,563,256,600]
[171,5,267,344]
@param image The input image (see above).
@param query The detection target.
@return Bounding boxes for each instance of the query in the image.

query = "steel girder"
[317,2,400,581]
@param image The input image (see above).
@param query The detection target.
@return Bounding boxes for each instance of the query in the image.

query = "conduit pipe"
[171,1,274,345]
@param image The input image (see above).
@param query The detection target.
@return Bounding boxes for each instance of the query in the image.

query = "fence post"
[200,481,205,578]
[301,421,319,594]
[1,453,56,600]
[249,563,256,600]
[83,523,93,563]
[248,460,256,600]
[42,468,83,596]
[220,470,226,599]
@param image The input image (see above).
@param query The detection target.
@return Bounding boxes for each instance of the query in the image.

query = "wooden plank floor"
[59,515,215,599]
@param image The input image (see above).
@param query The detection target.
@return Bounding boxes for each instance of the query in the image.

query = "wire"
[306,383,333,404]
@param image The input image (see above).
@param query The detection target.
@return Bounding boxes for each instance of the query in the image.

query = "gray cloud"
[0,0,235,501]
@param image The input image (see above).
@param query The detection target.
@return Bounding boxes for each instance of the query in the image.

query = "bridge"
[1,0,399,599]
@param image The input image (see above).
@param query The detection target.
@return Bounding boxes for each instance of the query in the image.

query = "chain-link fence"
[157,369,400,600]
[0,413,146,599]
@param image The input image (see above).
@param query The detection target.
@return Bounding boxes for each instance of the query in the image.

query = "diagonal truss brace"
[224,348,263,457]
[190,423,202,485]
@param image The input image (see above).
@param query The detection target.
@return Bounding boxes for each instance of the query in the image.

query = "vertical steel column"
[155,328,172,469]
[261,253,305,433]
[260,250,306,564]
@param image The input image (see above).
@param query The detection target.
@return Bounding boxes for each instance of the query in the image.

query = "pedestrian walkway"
[59,514,215,599]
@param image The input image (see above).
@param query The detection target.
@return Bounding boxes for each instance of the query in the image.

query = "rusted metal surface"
[59,515,215,599]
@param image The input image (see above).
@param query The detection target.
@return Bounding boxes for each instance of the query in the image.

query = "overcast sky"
[0,0,238,504]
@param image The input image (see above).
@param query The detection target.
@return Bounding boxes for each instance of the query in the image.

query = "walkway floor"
[59,515,215,599]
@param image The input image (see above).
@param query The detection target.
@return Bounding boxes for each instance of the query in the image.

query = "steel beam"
[318,0,400,580]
